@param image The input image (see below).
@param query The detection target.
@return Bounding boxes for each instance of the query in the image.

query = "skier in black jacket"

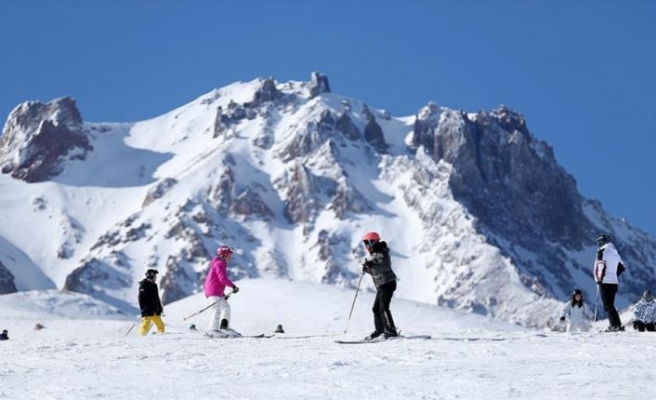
[138,269,165,336]
[361,231,398,340]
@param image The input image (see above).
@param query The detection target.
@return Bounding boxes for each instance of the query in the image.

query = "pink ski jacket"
[204,256,235,297]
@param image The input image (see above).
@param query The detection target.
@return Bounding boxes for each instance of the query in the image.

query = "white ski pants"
[207,296,231,331]
[567,321,590,333]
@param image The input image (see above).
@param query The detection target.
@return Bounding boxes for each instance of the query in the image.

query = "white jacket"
[594,242,625,285]
[561,301,592,325]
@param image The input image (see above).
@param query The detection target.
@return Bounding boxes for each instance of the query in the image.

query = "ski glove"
[560,316,566,322]
[231,285,239,294]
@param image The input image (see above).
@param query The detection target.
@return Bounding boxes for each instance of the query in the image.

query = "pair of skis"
[205,330,275,339]
[335,334,432,344]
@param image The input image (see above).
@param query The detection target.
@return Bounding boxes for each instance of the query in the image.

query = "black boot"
[383,310,398,338]
[220,319,229,330]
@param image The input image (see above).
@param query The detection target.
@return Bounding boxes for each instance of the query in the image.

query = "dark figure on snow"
[594,234,626,332]
[138,269,165,336]
[0,329,8,340]
[632,290,656,332]
[361,231,398,340]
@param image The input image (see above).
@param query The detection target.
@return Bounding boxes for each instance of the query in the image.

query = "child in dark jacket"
[138,269,165,336]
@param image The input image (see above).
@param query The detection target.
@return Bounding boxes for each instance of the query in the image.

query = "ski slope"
[0,279,652,399]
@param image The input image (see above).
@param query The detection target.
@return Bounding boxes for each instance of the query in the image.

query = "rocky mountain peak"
[0,96,91,182]
[309,72,331,97]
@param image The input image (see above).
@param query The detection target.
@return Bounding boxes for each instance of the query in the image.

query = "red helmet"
[362,232,380,242]
[216,245,234,259]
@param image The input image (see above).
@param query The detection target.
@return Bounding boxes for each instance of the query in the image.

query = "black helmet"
[573,289,582,296]
[643,290,653,302]
[145,269,158,279]
[596,234,611,247]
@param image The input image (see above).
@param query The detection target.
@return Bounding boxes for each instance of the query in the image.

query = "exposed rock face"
[0,262,17,294]
[362,104,388,153]
[0,97,92,182]
[251,77,283,106]
[143,178,178,207]
[309,72,331,97]
[408,105,607,299]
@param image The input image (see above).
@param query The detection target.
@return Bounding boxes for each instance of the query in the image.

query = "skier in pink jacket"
[204,245,240,336]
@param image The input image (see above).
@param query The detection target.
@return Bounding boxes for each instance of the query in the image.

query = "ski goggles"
[362,240,378,247]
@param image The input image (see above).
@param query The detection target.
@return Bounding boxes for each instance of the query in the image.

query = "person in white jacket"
[560,289,593,332]
[593,234,626,332]
[632,290,656,332]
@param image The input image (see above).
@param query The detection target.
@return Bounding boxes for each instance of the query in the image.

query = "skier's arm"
[215,261,235,288]
[594,249,606,283]
[560,301,572,319]
[583,303,593,320]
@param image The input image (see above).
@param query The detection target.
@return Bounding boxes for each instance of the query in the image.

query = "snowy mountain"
[1,72,655,328]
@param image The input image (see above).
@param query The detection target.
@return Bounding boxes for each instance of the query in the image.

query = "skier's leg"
[138,317,153,336]
[152,315,165,334]
[207,296,222,331]
[600,284,621,328]
[648,323,656,332]
[378,281,397,335]
[217,297,231,328]
[372,291,384,334]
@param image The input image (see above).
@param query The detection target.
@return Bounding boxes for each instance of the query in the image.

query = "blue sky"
[1,1,654,236]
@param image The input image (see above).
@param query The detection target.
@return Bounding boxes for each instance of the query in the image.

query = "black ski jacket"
[138,279,163,317]
[363,241,397,288]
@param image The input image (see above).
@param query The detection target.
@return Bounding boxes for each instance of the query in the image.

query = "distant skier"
[361,231,398,340]
[631,290,656,332]
[559,289,592,332]
[0,329,8,341]
[204,245,240,337]
[593,234,626,332]
[138,269,166,336]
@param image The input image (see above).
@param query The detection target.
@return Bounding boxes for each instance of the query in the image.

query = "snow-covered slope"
[1,279,653,400]
[1,73,655,329]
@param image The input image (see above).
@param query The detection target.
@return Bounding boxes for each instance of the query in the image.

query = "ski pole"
[344,272,364,334]
[183,291,233,321]
[125,323,136,336]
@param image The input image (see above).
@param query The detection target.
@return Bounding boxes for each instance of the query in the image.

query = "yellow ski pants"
[139,315,165,336]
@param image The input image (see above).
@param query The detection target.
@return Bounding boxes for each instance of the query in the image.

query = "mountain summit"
[1,73,654,327]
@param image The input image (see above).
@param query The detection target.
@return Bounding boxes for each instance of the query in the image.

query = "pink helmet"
[362,232,380,242]
[216,245,234,259]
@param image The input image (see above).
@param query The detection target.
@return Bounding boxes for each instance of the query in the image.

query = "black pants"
[632,321,656,332]
[373,280,397,333]
[599,283,621,328]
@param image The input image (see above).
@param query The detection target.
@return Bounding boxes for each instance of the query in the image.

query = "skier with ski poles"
[361,231,398,340]
[594,234,627,332]
[204,245,240,337]
[138,269,165,336]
